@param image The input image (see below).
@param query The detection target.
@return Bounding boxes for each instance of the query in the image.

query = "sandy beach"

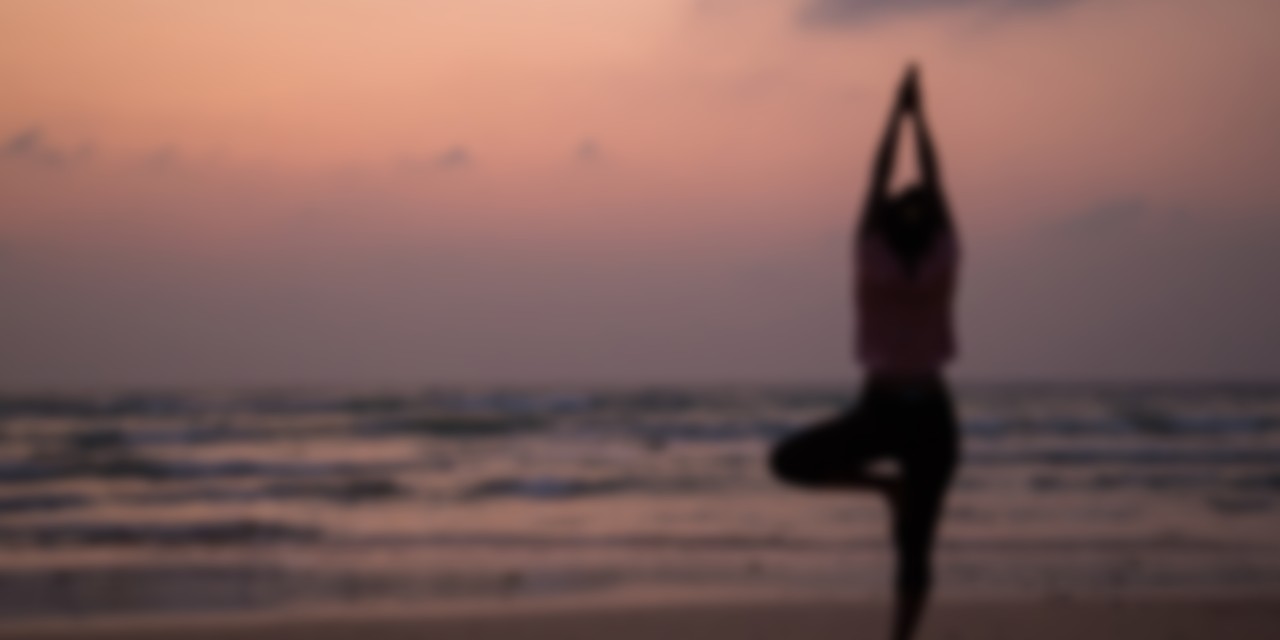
[1,597,1277,640]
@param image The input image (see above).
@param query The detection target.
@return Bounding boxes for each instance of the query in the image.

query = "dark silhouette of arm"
[862,73,910,227]
[904,66,951,221]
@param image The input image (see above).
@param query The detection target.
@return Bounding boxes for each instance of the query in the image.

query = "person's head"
[890,184,934,225]
[865,183,948,273]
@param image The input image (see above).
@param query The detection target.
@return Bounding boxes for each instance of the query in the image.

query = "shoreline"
[2,593,1278,640]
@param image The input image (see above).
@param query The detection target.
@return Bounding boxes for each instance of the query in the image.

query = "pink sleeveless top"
[854,231,959,375]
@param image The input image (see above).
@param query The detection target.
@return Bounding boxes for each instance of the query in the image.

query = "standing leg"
[886,385,958,640]
[889,485,947,640]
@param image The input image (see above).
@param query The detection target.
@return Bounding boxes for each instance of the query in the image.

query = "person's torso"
[854,230,959,375]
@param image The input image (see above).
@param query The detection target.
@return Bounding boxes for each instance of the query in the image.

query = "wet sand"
[1,598,1276,640]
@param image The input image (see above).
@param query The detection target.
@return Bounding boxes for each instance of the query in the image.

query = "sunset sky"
[2,0,1278,388]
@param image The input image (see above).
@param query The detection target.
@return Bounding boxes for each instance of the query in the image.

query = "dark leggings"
[770,376,958,598]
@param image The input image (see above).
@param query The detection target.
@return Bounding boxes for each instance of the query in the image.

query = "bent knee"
[769,437,830,486]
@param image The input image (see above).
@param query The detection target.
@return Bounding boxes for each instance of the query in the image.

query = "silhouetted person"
[770,65,959,640]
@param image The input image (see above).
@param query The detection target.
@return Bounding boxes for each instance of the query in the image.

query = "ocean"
[0,383,1278,620]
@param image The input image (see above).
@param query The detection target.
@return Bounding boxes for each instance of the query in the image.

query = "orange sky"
[2,0,1279,387]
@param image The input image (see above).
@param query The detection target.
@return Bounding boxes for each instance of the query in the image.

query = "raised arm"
[904,67,949,213]
[861,73,910,227]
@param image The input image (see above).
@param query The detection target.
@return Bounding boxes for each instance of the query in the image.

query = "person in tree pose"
[770,64,960,640]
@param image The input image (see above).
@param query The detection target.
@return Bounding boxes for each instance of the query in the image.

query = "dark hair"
[861,184,949,276]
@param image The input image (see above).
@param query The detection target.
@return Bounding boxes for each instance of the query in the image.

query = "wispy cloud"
[1050,197,1146,237]
[398,145,473,173]
[435,145,471,169]
[2,126,91,168]
[797,0,1076,28]
[575,138,601,164]
[140,145,180,172]
[4,128,42,156]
